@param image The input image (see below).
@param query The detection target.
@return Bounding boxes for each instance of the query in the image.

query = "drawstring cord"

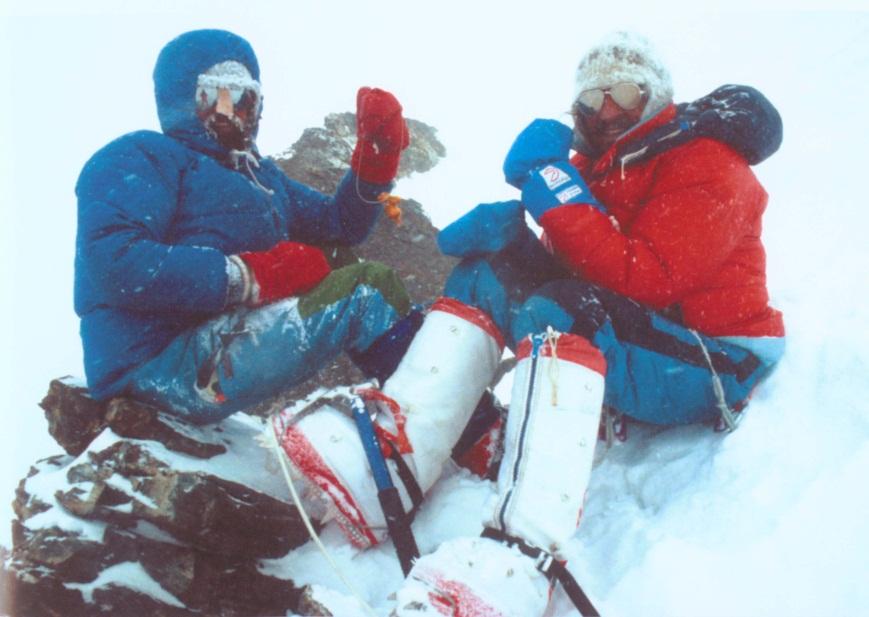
[265,409,379,617]
[229,149,275,195]
[689,329,740,432]
[544,326,561,407]
[352,137,404,225]
[616,119,689,180]
[619,146,648,180]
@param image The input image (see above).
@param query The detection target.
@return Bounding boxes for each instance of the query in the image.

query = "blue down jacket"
[74,30,386,399]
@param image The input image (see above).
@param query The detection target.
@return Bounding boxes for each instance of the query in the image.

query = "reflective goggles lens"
[195,61,262,115]
[196,82,260,112]
[575,82,645,115]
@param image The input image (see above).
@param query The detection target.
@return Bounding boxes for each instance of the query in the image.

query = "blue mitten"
[503,119,574,189]
[520,160,603,222]
[437,200,527,257]
[504,119,603,222]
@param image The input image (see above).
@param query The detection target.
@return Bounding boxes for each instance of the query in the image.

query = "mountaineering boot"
[274,298,504,547]
[394,330,606,617]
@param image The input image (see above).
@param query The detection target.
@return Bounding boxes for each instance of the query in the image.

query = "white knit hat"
[572,32,673,148]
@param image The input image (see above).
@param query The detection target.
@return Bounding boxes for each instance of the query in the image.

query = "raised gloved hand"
[503,119,603,222]
[437,200,527,257]
[503,119,574,189]
[237,241,331,305]
[350,87,410,184]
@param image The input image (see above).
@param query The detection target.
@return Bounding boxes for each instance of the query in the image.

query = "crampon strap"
[481,527,600,617]
[356,387,413,456]
[386,446,424,518]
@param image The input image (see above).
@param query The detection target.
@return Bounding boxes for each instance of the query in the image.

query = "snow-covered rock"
[5,383,310,616]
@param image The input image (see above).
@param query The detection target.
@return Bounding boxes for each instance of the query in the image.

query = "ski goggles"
[195,61,262,115]
[574,82,646,116]
[196,81,261,111]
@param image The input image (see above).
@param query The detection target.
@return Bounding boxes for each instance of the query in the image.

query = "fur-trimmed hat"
[573,32,673,141]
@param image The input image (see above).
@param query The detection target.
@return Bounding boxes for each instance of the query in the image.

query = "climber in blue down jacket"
[74,29,416,423]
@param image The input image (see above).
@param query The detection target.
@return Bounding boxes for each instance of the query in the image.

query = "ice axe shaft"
[350,395,420,575]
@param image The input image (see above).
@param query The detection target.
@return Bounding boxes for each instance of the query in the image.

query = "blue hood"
[153,29,261,154]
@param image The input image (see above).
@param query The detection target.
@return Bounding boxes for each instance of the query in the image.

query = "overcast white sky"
[1,1,867,541]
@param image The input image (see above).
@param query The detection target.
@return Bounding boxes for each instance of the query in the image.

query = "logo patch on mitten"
[540,165,571,190]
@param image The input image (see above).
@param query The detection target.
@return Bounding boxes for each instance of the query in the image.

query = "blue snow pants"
[444,231,783,426]
[124,262,411,423]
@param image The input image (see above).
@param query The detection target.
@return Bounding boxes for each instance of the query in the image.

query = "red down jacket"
[541,104,784,338]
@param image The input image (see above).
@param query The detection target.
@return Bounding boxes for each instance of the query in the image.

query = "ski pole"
[350,395,420,576]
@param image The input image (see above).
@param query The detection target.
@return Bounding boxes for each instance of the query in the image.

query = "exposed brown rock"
[39,377,107,456]
[5,524,303,616]
[273,112,455,308]
[8,407,309,616]
[105,398,227,459]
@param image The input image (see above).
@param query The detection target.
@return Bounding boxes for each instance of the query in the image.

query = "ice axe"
[350,394,420,576]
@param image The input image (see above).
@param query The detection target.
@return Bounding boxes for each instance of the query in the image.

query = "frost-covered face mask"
[195,60,262,150]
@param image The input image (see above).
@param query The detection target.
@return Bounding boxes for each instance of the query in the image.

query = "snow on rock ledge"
[4,382,310,616]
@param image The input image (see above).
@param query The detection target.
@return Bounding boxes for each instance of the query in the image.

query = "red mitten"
[350,87,410,184]
[238,241,331,305]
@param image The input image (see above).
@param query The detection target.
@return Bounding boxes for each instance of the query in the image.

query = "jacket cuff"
[225,255,254,306]
[351,171,394,201]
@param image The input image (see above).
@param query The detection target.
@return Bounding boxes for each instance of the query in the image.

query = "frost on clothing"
[550,103,785,339]
[276,298,504,547]
[442,88,784,426]
[73,29,391,399]
[126,262,410,423]
[571,31,674,155]
[573,32,673,122]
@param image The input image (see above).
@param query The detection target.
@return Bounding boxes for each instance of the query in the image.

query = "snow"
[2,4,869,617]
[17,452,109,543]
[95,412,300,503]
[22,507,108,544]
[64,561,186,607]
[104,474,158,510]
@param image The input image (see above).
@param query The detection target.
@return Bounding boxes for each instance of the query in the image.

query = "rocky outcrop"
[5,382,309,616]
[273,112,455,308]
[275,113,445,193]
